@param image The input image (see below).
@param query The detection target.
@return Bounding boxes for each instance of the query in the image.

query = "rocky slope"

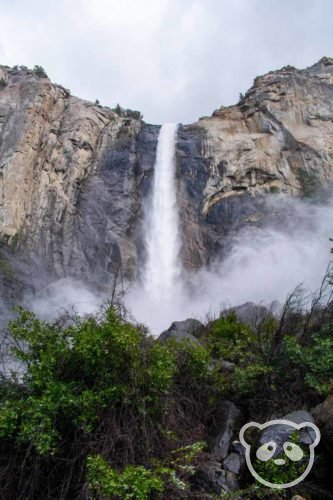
[0,58,333,313]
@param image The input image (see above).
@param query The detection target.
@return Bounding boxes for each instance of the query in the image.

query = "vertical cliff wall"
[0,58,333,316]
[176,57,333,268]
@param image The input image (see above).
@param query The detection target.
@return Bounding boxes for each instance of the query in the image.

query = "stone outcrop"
[0,65,158,316]
[177,57,333,268]
[0,58,333,312]
[159,318,204,343]
[0,66,159,278]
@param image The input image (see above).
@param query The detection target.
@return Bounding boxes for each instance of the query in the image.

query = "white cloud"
[0,0,332,123]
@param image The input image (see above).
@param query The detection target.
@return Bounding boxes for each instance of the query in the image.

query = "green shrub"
[113,103,124,116]
[0,255,14,279]
[0,306,217,497]
[283,326,333,397]
[297,169,321,198]
[0,271,332,497]
[112,104,143,120]
[124,108,143,120]
[208,312,258,362]
[33,65,48,78]
[0,78,7,89]
[87,456,165,499]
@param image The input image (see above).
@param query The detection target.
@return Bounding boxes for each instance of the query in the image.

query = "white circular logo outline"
[239,419,321,489]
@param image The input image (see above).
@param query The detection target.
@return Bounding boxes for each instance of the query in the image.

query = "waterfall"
[143,123,182,300]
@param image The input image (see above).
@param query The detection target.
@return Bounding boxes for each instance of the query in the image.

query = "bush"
[283,325,333,397]
[0,78,7,90]
[112,103,143,120]
[203,270,333,411]
[297,169,321,198]
[124,109,143,120]
[0,267,332,497]
[87,456,165,499]
[0,306,218,497]
[113,103,124,116]
[33,65,48,78]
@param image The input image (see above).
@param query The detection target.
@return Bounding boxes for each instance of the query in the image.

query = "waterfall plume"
[142,123,182,300]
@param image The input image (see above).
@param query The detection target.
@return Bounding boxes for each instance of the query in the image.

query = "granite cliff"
[0,58,333,315]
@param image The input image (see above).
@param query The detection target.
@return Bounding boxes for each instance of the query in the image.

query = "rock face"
[0,58,333,311]
[177,57,333,268]
[208,400,244,461]
[0,65,158,315]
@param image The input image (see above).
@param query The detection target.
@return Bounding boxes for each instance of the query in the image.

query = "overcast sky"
[0,0,332,124]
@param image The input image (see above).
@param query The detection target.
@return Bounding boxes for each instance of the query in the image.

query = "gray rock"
[231,440,246,456]
[228,302,268,327]
[223,452,244,474]
[260,410,315,453]
[194,461,239,494]
[208,400,243,460]
[159,318,203,342]
[312,395,333,457]
[284,410,314,425]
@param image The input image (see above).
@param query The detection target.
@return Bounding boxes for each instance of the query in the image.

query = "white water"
[142,123,182,299]
[26,123,333,336]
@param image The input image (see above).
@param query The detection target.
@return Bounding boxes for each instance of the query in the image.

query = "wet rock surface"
[1,59,333,315]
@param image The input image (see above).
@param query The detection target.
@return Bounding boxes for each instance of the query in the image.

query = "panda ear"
[239,422,262,447]
[298,422,321,447]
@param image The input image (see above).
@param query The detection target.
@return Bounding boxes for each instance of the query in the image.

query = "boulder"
[224,302,269,328]
[223,452,244,474]
[208,400,243,461]
[312,395,333,456]
[159,318,203,343]
[193,460,239,494]
[259,410,315,453]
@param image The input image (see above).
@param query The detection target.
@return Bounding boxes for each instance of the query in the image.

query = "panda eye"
[283,442,303,461]
[256,441,276,461]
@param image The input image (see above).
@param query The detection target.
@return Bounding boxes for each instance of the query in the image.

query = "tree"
[33,65,48,78]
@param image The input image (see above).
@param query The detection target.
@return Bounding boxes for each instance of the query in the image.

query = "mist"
[26,195,333,335]
[25,278,103,321]
[127,194,333,333]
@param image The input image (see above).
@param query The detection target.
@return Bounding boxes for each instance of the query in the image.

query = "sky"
[0,0,332,124]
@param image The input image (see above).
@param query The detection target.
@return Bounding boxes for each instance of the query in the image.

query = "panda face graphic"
[239,419,321,489]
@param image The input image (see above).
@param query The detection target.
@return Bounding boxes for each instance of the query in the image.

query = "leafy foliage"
[0,264,332,497]
[202,268,333,415]
[112,103,143,120]
[87,456,165,499]
[297,169,321,198]
[33,65,48,78]
[283,326,333,396]
[0,305,217,497]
